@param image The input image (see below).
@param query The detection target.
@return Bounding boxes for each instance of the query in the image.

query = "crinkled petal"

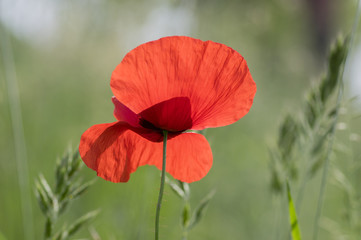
[112,96,140,127]
[79,122,162,182]
[79,122,212,183]
[139,97,192,132]
[164,132,213,183]
[111,36,256,130]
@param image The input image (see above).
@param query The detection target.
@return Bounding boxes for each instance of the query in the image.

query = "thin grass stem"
[0,24,34,240]
[155,130,168,240]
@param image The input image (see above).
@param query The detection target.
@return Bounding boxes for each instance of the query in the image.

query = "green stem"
[155,130,168,240]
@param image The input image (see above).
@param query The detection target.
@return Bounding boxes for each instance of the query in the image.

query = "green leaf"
[187,190,216,230]
[53,210,99,240]
[182,203,191,228]
[287,182,302,240]
[66,210,100,237]
[70,179,96,200]
[165,177,185,199]
[39,174,55,201]
[180,181,190,200]
[39,174,60,218]
[35,180,50,215]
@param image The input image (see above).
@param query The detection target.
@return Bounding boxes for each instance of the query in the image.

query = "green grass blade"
[187,189,216,231]
[287,182,302,240]
[67,210,100,237]
[165,176,185,199]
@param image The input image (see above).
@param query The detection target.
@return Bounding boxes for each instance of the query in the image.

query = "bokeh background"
[1,0,360,239]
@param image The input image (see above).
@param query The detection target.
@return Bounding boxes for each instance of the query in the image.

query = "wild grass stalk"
[269,20,356,240]
[35,146,98,240]
[311,40,347,240]
[312,1,361,239]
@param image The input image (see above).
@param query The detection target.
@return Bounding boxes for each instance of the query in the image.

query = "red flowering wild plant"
[79,36,256,184]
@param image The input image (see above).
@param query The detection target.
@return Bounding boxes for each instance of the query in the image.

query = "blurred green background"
[1,0,360,239]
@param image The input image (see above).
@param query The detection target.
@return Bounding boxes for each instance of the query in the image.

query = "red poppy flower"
[79,36,256,183]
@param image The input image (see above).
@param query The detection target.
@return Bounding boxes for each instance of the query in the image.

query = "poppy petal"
[139,97,192,132]
[111,36,256,130]
[112,96,140,127]
[164,132,213,183]
[79,122,163,182]
[79,122,212,183]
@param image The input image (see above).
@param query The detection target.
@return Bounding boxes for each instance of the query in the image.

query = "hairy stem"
[155,130,168,240]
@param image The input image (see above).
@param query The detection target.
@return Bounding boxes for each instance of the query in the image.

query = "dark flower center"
[139,117,162,131]
[139,97,193,132]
